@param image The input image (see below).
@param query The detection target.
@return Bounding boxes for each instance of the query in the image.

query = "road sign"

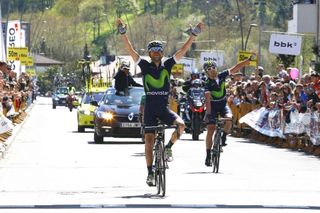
[238,50,257,67]
[7,47,28,61]
[21,56,33,66]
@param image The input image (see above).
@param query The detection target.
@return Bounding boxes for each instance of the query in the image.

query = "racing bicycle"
[144,122,177,197]
[211,117,232,173]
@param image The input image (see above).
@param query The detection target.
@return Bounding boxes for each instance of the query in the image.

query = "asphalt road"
[0,97,319,213]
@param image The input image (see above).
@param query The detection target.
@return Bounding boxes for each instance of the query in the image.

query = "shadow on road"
[118,194,166,199]
[87,141,144,145]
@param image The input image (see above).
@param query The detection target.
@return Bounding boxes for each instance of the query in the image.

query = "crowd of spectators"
[0,61,35,145]
[227,64,320,114]
[224,63,320,156]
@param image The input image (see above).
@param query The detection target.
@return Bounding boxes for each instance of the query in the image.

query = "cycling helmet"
[203,61,217,71]
[147,40,163,52]
[191,79,202,88]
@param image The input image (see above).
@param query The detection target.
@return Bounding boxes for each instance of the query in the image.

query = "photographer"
[114,59,142,95]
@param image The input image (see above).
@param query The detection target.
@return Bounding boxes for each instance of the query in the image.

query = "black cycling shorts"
[144,104,178,133]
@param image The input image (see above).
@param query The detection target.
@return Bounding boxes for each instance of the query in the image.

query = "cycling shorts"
[144,104,178,134]
[207,101,232,125]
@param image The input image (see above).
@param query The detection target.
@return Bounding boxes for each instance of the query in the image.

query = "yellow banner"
[172,64,184,74]
[21,57,33,66]
[238,50,257,67]
[7,47,28,61]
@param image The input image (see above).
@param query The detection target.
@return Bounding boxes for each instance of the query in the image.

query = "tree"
[276,54,296,69]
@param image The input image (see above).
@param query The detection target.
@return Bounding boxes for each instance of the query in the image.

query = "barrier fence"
[230,102,320,156]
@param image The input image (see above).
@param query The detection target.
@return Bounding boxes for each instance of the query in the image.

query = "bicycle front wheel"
[212,134,221,173]
[155,142,166,196]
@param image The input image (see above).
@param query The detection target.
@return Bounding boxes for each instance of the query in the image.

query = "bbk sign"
[200,51,224,67]
[269,34,302,56]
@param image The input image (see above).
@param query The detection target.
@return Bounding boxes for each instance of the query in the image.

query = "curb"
[0,102,35,160]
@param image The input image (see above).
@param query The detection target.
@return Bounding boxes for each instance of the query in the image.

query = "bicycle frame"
[211,117,232,173]
[144,123,177,197]
[153,126,166,196]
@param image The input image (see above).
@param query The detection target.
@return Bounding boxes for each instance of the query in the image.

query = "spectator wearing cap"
[231,71,243,83]
[114,59,142,95]
[254,66,264,80]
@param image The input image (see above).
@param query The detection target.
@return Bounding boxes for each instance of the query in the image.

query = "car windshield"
[82,92,105,104]
[56,87,68,94]
[103,88,144,105]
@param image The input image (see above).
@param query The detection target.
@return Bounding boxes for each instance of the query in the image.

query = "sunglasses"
[206,66,216,71]
[148,46,163,52]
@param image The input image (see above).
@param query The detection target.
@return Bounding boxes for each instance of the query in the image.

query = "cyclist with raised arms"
[116,18,204,186]
[203,59,251,167]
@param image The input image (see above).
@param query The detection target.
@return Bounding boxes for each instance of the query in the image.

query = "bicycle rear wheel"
[155,142,166,196]
[212,133,221,173]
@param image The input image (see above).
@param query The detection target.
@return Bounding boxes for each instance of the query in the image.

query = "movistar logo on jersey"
[144,69,170,91]
[211,82,225,99]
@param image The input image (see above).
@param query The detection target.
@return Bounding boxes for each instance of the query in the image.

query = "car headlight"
[54,97,59,101]
[96,111,114,120]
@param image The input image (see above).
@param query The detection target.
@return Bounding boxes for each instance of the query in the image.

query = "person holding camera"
[114,59,143,96]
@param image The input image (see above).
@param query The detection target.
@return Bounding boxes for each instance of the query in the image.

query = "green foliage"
[36,66,60,95]
[13,0,314,78]
[276,54,296,69]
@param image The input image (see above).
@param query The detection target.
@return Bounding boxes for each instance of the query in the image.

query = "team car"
[77,88,106,132]
[52,87,69,109]
[92,87,144,143]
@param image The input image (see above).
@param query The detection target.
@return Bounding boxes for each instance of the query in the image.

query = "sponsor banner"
[284,110,311,135]
[0,113,13,134]
[239,107,284,138]
[200,51,224,67]
[176,57,195,73]
[310,112,320,145]
[240,107,320,144]
[238,50,257,67]
[269,34,302,56]
[6,20,21,76]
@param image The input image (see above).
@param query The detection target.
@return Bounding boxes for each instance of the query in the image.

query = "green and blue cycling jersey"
[137,56,178,130]
[204,70,232,123]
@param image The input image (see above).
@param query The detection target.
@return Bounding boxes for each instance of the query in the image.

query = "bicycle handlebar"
[143,124,178,131]
[216,117,233,122]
